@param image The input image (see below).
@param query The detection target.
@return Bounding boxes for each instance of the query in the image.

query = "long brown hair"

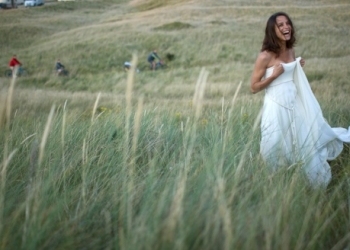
[261,12,296,56]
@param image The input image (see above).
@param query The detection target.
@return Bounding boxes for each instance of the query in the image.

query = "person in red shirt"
[9,55,22,76]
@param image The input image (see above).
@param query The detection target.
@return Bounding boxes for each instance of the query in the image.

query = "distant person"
[124,61,139,73]
[124,61,132,71]
[147,50,161,71]
[9,55,22,76]
[55,59,65,75]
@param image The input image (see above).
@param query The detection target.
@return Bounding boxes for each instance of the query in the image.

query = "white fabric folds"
[260,57,350,187]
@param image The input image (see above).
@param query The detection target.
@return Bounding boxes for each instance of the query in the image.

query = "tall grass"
[0,69,350,249]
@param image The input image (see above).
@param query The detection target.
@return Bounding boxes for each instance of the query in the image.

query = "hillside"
[0,0,350,112]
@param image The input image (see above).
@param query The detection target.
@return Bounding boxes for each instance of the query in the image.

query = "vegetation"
[154,22,193,31]
[1,0,350,249]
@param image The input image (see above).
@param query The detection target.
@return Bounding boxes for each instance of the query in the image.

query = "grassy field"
[1,0,350,249]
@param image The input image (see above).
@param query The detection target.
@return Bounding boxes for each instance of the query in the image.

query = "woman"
[250,12,350,187]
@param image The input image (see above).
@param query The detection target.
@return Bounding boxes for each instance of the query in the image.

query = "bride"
[250,12,350,188]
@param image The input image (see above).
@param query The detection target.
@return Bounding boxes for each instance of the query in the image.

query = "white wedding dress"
[260,57,350,187]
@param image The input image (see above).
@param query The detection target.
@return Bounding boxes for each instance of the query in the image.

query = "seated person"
[56,59,65,75]
[124,61,132,71]
[9,55,22,76]
[124,61,139,73]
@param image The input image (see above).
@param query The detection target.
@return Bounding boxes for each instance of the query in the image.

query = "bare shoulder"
[255,50,273,68]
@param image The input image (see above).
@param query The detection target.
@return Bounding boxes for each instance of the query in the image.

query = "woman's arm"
[250,52,284,94]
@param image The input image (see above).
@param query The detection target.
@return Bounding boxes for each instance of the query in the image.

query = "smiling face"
[262,12,296,54]
[275,15,292,42]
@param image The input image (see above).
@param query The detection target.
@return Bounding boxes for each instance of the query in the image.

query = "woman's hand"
[272,63,284,78]
[300,58,305,67]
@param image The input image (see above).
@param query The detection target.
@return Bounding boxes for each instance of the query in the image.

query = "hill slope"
[0,0,350,111]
